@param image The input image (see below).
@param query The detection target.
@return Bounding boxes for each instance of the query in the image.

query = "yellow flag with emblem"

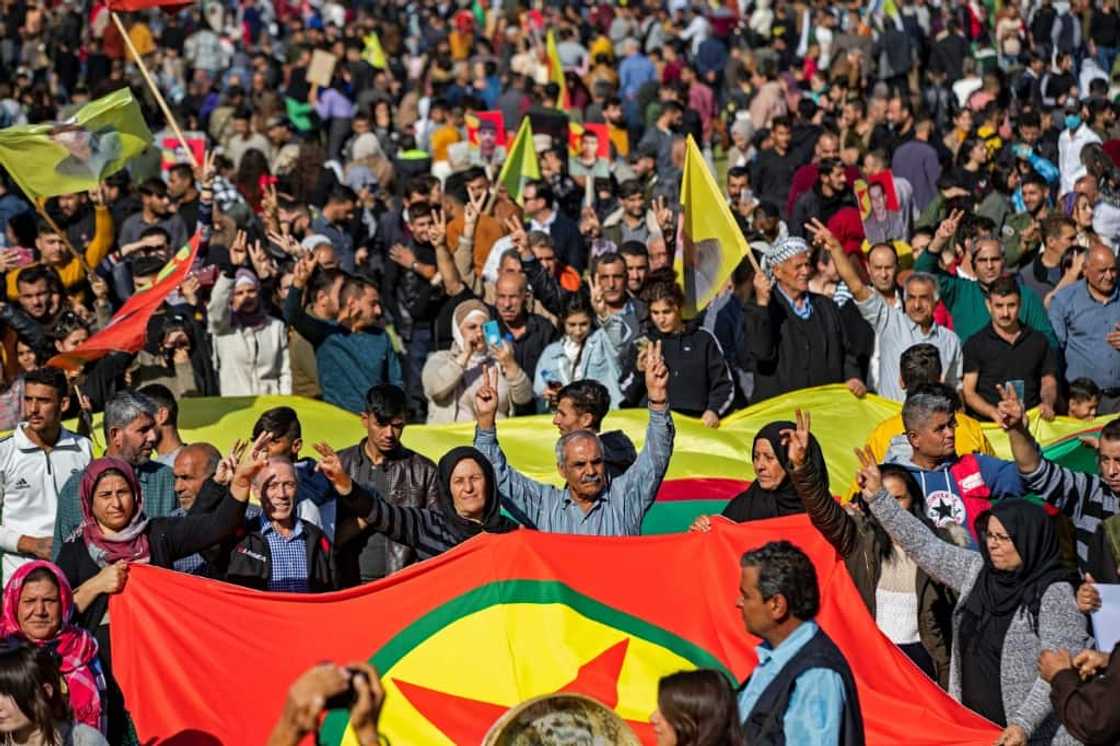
[675,135,748,318]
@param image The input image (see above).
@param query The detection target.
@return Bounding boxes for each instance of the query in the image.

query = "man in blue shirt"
[1049,243,1120,414]
[736,541,864,746]
[473,342,673,536]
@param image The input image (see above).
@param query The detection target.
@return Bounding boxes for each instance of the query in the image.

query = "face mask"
[1065,114,1082,130]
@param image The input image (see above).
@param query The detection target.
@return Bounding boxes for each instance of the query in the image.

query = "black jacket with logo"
[214,511,334,593]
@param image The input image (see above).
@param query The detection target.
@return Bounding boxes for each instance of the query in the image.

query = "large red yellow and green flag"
[112,518,1001,744]
[497,117,540,205]
[0,88,152,200]
[545,29,572,111]
[676,135,749,318]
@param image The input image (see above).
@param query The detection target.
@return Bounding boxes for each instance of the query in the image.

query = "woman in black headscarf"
[860,447,1090,746]
[319,443,518,562]
[690,420,828,531]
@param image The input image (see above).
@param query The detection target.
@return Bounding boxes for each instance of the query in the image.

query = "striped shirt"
[473,408,675,536]
[1022,456,1120,568]
[259,516,310,593]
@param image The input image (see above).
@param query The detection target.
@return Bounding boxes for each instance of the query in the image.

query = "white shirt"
[1058,124,1103,195]
[0,424,92,582]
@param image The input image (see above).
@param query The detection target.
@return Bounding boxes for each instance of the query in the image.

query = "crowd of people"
[0,0,1119,742]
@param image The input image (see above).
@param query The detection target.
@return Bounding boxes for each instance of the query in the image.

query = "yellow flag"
[0,88,152,200]
[545,29,571,110]
[497,117,540,205]
[363,31,387,69]
[675,135,748,318]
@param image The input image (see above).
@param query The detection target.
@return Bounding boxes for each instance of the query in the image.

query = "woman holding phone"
[422,299,533,423]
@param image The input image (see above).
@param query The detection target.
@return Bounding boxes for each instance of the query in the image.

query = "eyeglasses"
[982,530,1013,545]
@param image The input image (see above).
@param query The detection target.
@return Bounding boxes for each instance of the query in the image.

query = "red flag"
[568,121,610,158]
[110,517,998,744]
[48,232,200,371]
[465,110,508,148]
[106,0,191,11]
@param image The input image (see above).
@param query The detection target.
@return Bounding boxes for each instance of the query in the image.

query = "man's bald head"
[173,443,222,511]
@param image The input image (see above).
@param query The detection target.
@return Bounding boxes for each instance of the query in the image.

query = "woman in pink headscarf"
[0,561,105,732]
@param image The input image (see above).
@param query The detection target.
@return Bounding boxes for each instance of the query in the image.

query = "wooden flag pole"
[32,199,92,275]
[111,10,198,168]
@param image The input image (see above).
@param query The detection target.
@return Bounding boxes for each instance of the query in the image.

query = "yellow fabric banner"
[62,385,1107,498]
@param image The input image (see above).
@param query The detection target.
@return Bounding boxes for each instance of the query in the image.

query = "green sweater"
[914,250,1058,349]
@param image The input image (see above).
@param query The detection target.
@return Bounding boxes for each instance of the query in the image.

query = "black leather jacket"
[337,441,440,585]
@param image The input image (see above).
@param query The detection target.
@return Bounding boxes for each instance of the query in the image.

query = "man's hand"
[389,244,417,270]
[248,240,277,280]
[855,445,882,499]
[505,216,529,255]
[579,205,601,237]
[753,271,772,307]
[644,340,669,409]
[231,431,272,499]
[995,383,1027,431]
[214,439,248,486]
[994,724,1027,746]
[701,410,720,428]
[269,664,350,745]
[805,218,842,254]
[88,183,107,207]
[229,229,249,266]
[1107,322,1120,351]
[291,254,317,290]
[1073,649,1110,679]
[346,661,384,744]
[1038,649,1073,683]
[653,195,675,234]
[588,274,609,319]
[179,273,201,307]
[474,364,500,429]
[313,442,353,495]
[846,378,867,398]
[17,535,51,560]
[780,409,811,468]
[430,207,448,248]
[198,150,217,190]
[1039,402,1056,421]
[932,208,966,254]
[1076,573,1101,613]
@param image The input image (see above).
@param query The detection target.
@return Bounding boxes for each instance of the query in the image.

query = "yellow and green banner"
[497,116,540,205]
[0,88,152,200]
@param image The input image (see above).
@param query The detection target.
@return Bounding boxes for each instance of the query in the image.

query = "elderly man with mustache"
[472,341,674,536]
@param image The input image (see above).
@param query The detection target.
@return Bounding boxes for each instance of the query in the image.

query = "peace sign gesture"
[474,364,500,429]
[995,382,1027,432]
[429,207,448,249]
[198,150,218,191]
[588,272,608,319]
[504,216,528,255]
[653,195,675,234]
[779,409,812,468]
[805,218,842,254]
[853,445,882,499]
[935,208,966,243]
[464,189,487,228]
[313,441,352,494]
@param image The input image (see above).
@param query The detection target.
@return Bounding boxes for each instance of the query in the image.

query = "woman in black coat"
[57,448,264,742]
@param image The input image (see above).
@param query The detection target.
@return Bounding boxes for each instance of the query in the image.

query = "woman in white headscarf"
[421,299,532,423]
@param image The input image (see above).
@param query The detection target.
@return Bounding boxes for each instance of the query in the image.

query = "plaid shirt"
[258,515,310,593]
[52,461,177,562]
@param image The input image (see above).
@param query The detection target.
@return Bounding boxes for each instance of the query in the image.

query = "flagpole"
[111,11,199,169]
[32,199,92,275]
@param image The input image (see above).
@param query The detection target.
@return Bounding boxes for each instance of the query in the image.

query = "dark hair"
[1101,417,1120,444]
[525,179,554,205]
[1042,214,1076,242]
[137,384,179,427]
[252,406,301,441]
[619,241,649,259]
[987,275,1020,300]
[138,177,169,198]
[340,273,377,306]
[1018,109,1042,129]
[771,114,792,131]
[168,162,194,182]
[309,267,342,303]
[556,380,611,430]
[560,293,594,323]
[138,225,172,245]
[591,251,624,275]
[727,165,750,181]
[618,179,645,199]
[657,669,745,746]
[1069,377,1101,402]
[326,184,358,205]
[0,639,70,744]
[640,267,684,308]
[740,541,820,620]
[21,367,68,400]
[899,343,943,390]
[861,464,928,561]
[15,264,59,290]
[20,566,60,593]
[364,383,408,422]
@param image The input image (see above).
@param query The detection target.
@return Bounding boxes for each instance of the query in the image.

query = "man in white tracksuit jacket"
[0,368,91,583]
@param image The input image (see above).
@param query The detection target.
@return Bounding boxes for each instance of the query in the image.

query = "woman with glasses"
[855,448,1089,746]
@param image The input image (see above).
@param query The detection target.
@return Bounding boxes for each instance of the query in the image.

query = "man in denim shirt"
[473,341,674,536]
